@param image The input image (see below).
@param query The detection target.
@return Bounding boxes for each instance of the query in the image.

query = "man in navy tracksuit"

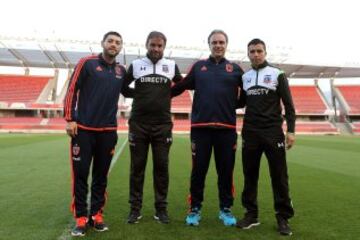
[172,30,244,226]
[236,38,295,236]
[64,31,132,237]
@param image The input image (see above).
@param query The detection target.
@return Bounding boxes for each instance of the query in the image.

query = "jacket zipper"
[255,69,259,86]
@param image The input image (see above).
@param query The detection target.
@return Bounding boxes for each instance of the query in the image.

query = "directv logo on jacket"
[241,61,295,132]
[126,56,182,124]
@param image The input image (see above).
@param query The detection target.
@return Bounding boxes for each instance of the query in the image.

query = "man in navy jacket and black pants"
[172,30,244,227]
[64,31,132,237]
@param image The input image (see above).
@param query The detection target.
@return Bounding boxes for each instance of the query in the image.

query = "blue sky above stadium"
[1,0,359,67]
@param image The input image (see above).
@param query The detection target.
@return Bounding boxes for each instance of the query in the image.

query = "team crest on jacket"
[201,65,207,71]
[115,66,122,75]
[162,65,169,73]
[96,66,103,72]
[226,64,233,73]
[263,74,272,83]
[72,144,80,156]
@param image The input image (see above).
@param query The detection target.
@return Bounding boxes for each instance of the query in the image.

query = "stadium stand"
[1,37,360,134]
[0,74,52,103]
[47,117,66,130]
[0,117,43,130]
[290,85,328,114]
[351,122,360,134]
[117,117,128,131]
[173,119,191,132]
[293,121,338,134]
[335,85,360,115]
[171,90,192,113]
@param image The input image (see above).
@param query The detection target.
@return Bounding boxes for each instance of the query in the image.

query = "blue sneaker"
[219,208,236,226]
[185,208,201,226]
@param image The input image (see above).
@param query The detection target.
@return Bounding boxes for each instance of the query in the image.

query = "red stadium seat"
[290,86,327,114]
[336,86,360,115]
[171,90,192,113]
[0,75,51,103]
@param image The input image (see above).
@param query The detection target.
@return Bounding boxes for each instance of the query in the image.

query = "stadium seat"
[290,86,328,114]
[0,75,51,103]
[336,85,360,115]
[171,90,192,113]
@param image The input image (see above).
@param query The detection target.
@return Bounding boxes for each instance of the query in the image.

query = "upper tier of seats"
[0,74,51,102]
[290,85,327,114]
[336,85,360,115]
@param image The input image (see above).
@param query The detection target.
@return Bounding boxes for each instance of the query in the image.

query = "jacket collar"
[145,54,164,65]
[252,60,268,70]
[209,55,226,64]
[99,53,117,67]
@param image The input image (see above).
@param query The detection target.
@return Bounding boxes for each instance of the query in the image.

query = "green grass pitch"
[0,134,359,239]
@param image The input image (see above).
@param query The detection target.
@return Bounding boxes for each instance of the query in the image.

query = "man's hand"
[286,132,295,150]
[66,121,78,137]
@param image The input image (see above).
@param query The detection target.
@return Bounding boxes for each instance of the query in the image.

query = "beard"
[148,52,163,63]
[105,48,119,58]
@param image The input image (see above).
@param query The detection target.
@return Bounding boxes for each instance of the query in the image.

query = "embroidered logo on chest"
[226,64,233,73]
[162,65,169,73]
[115,66,122,75]
[263,74,272,84]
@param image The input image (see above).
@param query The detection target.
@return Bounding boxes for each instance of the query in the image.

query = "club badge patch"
[115,66,122,75]
[226,64,233,73]
[72,144,80,156]
[72,144,81,161]
[263,74,272,84]
[162,65,169,73]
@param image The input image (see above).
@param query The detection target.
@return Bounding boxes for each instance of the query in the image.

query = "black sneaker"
[277,217,292,236]
[154,210,170,224]
[71,217,88,237]
[90,212,109,232]
[236,215,260,229]
[127,210,142,224]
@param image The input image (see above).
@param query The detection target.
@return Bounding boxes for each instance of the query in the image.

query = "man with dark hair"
[125,31,182,224]
[64,31,131,237]
[172,29,243,226]
[236,38,295,236]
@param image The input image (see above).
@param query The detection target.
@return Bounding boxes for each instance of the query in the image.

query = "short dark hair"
[102,31,122,42]
[146,31,167,46]
[247,38,266,51]
[208,29,228,44]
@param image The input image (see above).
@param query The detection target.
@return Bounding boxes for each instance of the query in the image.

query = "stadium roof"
[1,37,360,78]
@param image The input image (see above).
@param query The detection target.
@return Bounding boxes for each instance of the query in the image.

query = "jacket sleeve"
[237,82,247,108]
[63,59,88,122]
[236,65,246,108]
[171,62,196,97]
[277,72,296,133]
[121,64,135,98]
[172,64,183,83]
